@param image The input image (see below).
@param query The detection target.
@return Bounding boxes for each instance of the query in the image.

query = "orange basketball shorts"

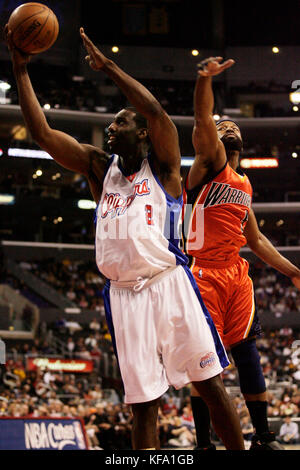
[190,256,261,349]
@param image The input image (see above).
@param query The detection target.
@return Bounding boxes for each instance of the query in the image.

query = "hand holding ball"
[8,2,59,54]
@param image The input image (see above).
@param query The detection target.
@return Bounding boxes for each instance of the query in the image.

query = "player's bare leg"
[131,398,160,449]
[193,375,245,450]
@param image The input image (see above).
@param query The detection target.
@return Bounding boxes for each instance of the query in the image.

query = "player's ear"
[137,128,148,141]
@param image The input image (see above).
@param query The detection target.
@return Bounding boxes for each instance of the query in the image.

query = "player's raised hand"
[80,27,108,71]
[197,57,235,77]
[291,274,300,290]
[3,24,31,66]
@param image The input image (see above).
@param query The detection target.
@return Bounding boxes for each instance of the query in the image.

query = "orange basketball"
[8,2,59,54]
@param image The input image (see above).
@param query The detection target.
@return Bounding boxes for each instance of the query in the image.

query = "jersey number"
[241,210,249,233]
[145,205,154,225]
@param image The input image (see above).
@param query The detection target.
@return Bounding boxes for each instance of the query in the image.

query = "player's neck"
[119,150,147,175]
[226,151,240,171]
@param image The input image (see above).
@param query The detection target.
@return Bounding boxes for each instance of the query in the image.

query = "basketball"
[8,2,59,54]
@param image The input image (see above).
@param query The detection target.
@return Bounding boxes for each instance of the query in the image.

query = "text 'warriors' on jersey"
[182,162,253,266]
[95,155,188,282]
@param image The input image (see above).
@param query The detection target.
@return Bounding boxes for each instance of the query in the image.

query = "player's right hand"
[291,274,300,290]
[80,27,108,71]
[4,25,31,66]
[197,56,235,77]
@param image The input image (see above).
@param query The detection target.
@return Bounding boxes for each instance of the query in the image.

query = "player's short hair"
[124,106,148,130]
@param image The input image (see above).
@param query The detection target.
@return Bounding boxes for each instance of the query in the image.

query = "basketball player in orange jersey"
[183,57,300,451]
[5,27,245,450]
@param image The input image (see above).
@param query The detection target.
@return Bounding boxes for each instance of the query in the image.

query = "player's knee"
[230,339,266,395]
[193,374,227,404]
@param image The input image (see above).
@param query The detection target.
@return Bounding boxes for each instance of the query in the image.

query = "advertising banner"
[0,417,88,450]
[26,357,94,373]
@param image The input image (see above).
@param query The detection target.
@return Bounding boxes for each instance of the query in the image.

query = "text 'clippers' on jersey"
[95,155,188,282]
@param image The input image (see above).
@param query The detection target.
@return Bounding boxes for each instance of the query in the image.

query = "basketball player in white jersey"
[5,25,244,450]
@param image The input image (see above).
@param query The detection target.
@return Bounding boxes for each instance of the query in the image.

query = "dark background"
[1,0,300,49]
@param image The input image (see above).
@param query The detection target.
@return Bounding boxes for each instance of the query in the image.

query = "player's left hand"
[291,275,300,289]
[197,57,235,77]
[4,24,32,67]
[80,27,108,70]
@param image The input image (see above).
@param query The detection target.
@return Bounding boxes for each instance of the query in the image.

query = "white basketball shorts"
[102,265,229,404]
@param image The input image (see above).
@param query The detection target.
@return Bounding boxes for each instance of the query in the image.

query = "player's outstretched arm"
[5,26,108,190]
[244,209,300,288]
[80,28,181,177]
[188,57,234,189]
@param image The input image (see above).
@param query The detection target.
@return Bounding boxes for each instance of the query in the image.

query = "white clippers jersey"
[95,154,187,282]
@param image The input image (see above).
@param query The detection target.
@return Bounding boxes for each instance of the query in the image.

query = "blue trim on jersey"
[182,265,229,369]
[147,155,188,266]
[94,155,115,226]
[102,279,118,361]
[165,198,189,266]
[147,154,183,204]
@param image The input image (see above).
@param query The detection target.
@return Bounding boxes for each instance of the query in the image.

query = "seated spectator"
[89,318,101,332]
[85,334,98,351]
[167,415,196,448]
[240,415,254,449]
[67,337,75,357]
[278,416,300,444]
[279,395,299,417]
[162,396,178,415]
[75,345,92,360]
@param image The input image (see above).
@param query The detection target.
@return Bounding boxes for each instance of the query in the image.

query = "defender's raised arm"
[189,57,234,188]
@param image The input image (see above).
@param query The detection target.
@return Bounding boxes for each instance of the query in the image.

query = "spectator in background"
[67,337,75,357]
[162,395,178,415]
[0,399,8,416]
[85,333,98,350]
[89,317,101,332]
[85,413,103,449]
[167,415,196,448]
[278,416,300,444]
[75,345,91,360]
[88,383,103,402]
[240,415,255,449]
[66,287,77,301]
[279,394,299,417]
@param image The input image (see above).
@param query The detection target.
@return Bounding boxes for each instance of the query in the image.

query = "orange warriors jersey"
[182,162,261,348]
[182,162,253,268]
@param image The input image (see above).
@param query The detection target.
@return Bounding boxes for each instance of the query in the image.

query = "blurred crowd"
[250,264,300,316]
[7,258,106,310]
[2,58,295,118]
[1,324,300,449]
[1,254,300,448]
[10,258,300,315]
